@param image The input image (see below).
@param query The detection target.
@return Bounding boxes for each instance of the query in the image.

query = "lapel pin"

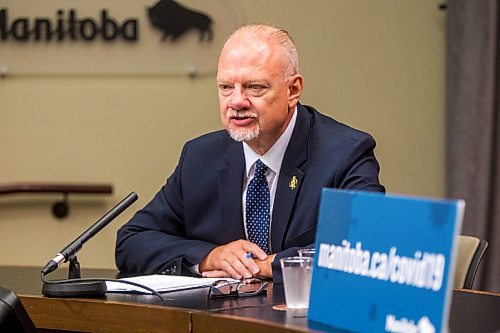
[289,176,298,190]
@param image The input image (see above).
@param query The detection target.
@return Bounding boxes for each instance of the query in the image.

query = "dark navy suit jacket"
[115,104,385,282]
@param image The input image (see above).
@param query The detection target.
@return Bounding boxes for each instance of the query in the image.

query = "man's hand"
[254,254,276,279]
[199,240,267,280]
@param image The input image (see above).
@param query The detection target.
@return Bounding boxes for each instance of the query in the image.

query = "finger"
[228,257,254,279]
[225,242,261,276]
[244,244,268,261]
[238,252,261,275]
[220,260,246,280]
[202,270,231,278]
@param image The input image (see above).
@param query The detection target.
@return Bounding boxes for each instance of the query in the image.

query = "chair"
[453,235,488,289]
[0,287,37,332]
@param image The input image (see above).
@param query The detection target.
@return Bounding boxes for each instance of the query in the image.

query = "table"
[1,266,500,332]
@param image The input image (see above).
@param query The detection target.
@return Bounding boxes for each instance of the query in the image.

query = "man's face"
[217,38,302,153]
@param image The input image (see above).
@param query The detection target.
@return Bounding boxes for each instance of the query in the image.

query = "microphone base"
[42,281,107,298]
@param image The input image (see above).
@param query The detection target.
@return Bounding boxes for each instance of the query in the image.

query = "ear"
[288,74,304,109]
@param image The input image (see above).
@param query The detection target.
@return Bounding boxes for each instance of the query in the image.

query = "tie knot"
[254,159,268,178]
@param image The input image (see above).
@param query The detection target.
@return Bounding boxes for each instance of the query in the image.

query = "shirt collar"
[243,106,298,176]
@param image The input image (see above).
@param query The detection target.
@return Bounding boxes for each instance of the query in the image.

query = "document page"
[106,275,238,294]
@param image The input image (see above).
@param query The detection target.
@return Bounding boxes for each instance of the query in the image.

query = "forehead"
[217,39,284,81]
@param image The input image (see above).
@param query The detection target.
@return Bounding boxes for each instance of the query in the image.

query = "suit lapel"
[271,105,311,252]
[218,140,246,240]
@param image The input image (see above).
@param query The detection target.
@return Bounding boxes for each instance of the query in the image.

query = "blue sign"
[308,189,464,333]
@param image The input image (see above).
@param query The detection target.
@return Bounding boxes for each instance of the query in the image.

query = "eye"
[247,84,268,96]
[249,84,265,91]
[218,84,233,96]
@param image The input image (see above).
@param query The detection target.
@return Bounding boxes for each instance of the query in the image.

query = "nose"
[228,87,250,111]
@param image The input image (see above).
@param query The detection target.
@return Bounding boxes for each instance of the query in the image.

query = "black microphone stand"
[68,256,81,279]
[41,192,138,298]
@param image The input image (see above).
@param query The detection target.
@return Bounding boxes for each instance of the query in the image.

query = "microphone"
[41,192,138,276]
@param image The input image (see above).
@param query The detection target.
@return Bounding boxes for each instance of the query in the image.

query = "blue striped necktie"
[246,159,271,254]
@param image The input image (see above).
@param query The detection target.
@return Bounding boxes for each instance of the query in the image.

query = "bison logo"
[148,0,213,42]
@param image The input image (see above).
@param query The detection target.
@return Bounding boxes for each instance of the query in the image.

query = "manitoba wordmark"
[0,9,138,42]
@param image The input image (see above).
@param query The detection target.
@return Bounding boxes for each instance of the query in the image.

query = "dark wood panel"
[193,311,313,333]
[20,295,191,333]
[449,290,500,333]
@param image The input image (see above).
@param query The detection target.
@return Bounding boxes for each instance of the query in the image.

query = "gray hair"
[222,24,300,79]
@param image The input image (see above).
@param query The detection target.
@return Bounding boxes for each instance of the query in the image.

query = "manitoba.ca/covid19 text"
[317,240,446,291]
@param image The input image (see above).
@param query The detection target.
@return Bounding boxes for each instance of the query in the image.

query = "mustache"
[226,110,257,119]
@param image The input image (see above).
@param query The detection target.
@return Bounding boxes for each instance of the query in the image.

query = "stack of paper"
[106,275,238,294]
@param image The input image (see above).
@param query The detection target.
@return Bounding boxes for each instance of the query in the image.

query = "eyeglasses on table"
[207,278,268,299]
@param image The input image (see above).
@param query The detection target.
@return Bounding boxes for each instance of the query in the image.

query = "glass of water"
[280,256,313,309]
[298,248,316,258]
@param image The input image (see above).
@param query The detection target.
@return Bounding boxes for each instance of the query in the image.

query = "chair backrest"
[0,287,37,333]
[453,235,488,289]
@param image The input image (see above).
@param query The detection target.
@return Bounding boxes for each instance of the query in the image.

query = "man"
[115,24,384,282]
